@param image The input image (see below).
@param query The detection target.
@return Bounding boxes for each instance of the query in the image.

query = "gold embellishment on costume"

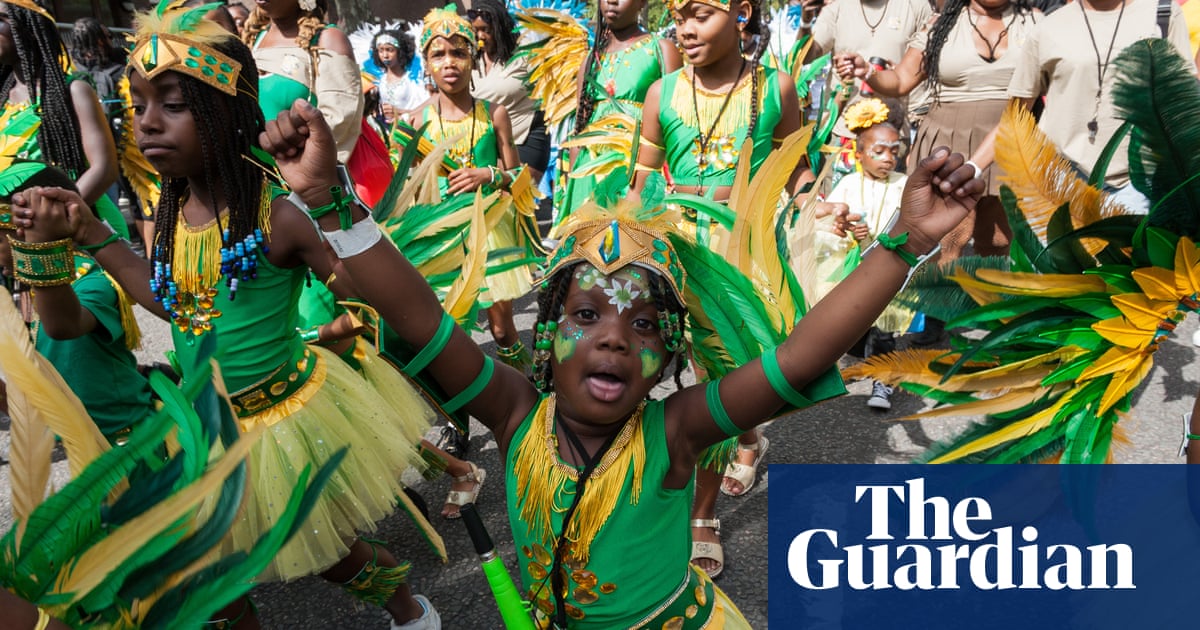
[420,5,476,53]
[667,0,731,12]
[670,67,764,170]
[427,100,488,169]
[843,98,890,134]
[512,394,646,564]
[629,565,716,629]
[545,202,687,306]
[235,348,325,430]
[5,0,55,24]
[0,203,16,230]
[131,1,245,96]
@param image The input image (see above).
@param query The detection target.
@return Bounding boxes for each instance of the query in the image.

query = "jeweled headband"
[375,34,400,48]
[129,0,244,96]
[420,5,476,54]
[667,0,732,13]
[544,199,687,306]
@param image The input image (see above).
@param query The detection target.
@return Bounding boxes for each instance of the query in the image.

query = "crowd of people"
[0,0,1197,627]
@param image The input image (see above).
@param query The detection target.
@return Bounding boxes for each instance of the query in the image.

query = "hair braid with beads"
[921,0,1032,105]
[743,0,766,142]
[241,0,329,70]
[0,1,86,178]
[149,37,269,281]
[573,4,611,136]
[531,262,688,393]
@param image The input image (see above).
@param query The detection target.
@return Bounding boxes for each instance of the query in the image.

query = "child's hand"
[826,203,860,238]
[894,148,983,254]
[446,167,491,195]
[12,187,87,243]
[850,222,872,243]
[260,99,340,208]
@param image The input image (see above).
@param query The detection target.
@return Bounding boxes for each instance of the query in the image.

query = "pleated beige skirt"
[910,98,1008,197]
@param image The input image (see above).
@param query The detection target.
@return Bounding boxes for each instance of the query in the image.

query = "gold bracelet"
[0,203,16,231]
[8,236,76,287]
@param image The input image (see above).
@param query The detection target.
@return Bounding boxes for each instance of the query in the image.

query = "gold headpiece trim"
[420,5,476,54]
[667,0,732,14]
[130,1,243,96]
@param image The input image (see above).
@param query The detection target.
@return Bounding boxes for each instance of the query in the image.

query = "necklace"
[859,173,893,234]
[966,7,1017,62]
[690,60,748,193]
[1079,0,1126,143]
[860,0,890,36]
[435,96,477,168]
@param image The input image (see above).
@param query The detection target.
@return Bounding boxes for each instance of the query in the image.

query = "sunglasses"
[465,9,490,21]
[867,141,906,158]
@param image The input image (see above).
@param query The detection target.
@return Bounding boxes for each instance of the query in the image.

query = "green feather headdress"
[130,0,243,96]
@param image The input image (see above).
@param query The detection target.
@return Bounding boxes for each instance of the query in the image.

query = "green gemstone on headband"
[653,239,667,251]
[204,54,217,64]
[202,66,215,76]
[188,47,202,57]
[652,252,667,264]
[217,74,230,84]
[219,62,232,72]
[185,58,199,68]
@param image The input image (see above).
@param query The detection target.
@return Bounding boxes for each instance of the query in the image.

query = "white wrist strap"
[323,218,382,258]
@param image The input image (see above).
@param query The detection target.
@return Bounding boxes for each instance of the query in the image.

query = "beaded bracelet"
[307,185,353,231]
[8,236,76,287]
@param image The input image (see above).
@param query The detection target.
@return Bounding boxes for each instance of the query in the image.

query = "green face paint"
[554,320,583,362]
[640,347,663,378]
[574,265,604,291]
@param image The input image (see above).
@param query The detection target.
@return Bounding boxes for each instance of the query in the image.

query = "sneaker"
[1193,329,1200,347]
[391,594,441,630]
[867,380,893,410]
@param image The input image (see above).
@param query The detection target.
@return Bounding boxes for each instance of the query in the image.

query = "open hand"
[446,167,491,195]
[895,148,983,254]
[260,99,340,207]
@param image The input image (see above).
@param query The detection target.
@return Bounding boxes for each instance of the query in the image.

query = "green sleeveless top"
[659,65,782,188]
[506,395,696,627]
[170,216,307,394]
[418,99,498,170]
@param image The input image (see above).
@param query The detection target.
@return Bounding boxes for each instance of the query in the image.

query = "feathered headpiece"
[544,175,686,306]
[4,0,55,23]
[420,5,476,54]
[129,0,244,96]
[843,97,890,134]
[667,0,732,12]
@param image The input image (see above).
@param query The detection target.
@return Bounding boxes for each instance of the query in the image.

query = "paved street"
[2,292,1196,628]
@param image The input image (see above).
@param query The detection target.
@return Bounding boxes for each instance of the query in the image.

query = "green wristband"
[298,327,321,343]
[1188,433,1200,441]
[706,380,744,438]
[443,356,494,413]
[78,231,120,253]
[402,311,455,375]
[762,347,813,409]
[876,232,919,267]
[307,186,353,231]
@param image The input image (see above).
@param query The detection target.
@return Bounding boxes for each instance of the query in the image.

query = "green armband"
[307,186,353,231]
[762,347,813,409]
[706,380,744,438]
[402,311,455,375]
[298,326,321,344]
[443,356,494,413]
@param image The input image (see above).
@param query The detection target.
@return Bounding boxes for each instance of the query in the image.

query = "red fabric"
[347,118,393,207]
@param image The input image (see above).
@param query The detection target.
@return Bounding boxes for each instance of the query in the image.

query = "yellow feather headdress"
[420,5,476,54]
[544,198,687,305]
[129,0,244,96]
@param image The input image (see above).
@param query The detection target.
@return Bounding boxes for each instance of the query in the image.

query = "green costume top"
[36,255,154,440]
[418,99,498,171]
[0,91,130,239]
[559,35,670,217]
[507,395,718,628]
[170,216,307,396]
[658,65,783,189]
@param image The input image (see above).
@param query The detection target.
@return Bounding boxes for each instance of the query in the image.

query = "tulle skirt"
[485,216,535,302]
[220,344,433,582]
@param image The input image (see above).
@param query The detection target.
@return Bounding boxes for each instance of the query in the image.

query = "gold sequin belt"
[629,565,715,630]
[230,344,324,430]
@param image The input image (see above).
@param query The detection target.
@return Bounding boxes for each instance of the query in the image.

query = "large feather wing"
[514,8,590,127]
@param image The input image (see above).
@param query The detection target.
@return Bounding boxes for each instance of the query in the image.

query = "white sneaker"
[1192,329,1200,347]
[391,595,441,630]
[867,380,893,410]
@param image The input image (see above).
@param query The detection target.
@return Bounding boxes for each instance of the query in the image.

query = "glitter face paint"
[640,346,663,378]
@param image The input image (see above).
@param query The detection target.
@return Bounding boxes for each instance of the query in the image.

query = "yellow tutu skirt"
[485,215,534,302]
[221,344,434,582]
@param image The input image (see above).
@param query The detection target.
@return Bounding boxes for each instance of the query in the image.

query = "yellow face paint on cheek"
[640,347,662,378]
[554,320,584,362]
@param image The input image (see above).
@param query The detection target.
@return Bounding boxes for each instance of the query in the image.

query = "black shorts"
[517,109,551,174]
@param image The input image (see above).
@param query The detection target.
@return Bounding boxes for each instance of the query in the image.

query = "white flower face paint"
[603,277,642,314]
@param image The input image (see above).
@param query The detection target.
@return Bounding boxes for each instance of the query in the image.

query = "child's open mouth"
[586,372,626,402]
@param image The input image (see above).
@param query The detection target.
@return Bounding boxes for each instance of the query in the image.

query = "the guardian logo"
[787,478,1135,591]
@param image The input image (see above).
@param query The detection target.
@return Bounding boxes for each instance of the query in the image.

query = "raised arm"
[834,47,927,97]
[259,99,540,448]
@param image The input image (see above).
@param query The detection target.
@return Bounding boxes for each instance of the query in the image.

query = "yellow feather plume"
[902,386,1054,420]
[953,268,1109,297]
[7,386,55,544]
[515,8,590,127]
[928,393,1071,463]
[443,190,489,323]
[0,287,108,478]
[994,103,1127,256]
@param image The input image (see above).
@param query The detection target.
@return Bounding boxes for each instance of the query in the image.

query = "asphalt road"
[2,292,1196,629]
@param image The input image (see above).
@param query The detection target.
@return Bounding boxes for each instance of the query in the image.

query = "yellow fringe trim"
[669,66,765,140]
[107,272,142,350]
[513,395,645,564]
[171,185,273,294]
[426,100,490,168]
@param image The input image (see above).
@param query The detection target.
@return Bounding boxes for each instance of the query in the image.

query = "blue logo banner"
[768,465,1200,629]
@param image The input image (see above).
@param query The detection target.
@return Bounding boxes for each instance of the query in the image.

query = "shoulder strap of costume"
[1157,0,1171,38]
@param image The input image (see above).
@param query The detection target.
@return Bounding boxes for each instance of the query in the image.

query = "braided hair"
[0,0,86,179]
[470,0,518,65]
[149,37,269,280]
[921,0,1032,104]
[371,29,416,71]
[532,262,688,393]
[572,3,613,135]
[241,0,328,68]
[743,0,767,142]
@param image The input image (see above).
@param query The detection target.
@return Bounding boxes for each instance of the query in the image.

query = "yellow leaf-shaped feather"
[1091,317,1156,349]
[1095,353,1154,416]
[1131,266,1179,302]
[1111,293,1177,330]
[929,395,1069,463]
[1175,237,1200,296]
[444,191,489,324]
[7,387,55,544]
[1079,345,1146,380]
[902,386,1052,420]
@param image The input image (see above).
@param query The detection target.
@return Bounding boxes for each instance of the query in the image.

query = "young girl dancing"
[632,0,807,577]
[255,72,983,627]
[15,5,440,628]
[556,0,681,221]
[400,7,539,371]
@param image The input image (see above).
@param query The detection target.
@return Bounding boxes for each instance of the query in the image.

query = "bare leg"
[322,539,425,624]
[690,468,723,576]
[486,300,519,348]
[721,429,762,496]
